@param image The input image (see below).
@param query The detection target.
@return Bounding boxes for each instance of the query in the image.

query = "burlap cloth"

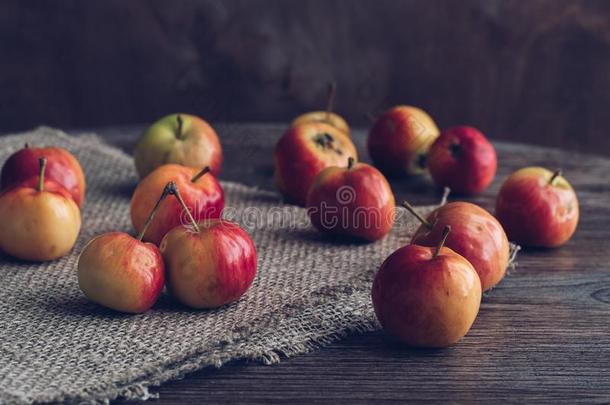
[0,127,513,404]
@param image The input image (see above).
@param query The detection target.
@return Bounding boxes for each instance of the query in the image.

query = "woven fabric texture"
[0,127,462,404]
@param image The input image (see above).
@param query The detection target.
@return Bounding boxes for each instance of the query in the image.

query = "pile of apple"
[274,93,580,347]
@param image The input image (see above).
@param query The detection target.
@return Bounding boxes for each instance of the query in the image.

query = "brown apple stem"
[37,157,47,192]
[549,169,562,185]
[137,182,173,241]
[326,81,336,117]
[402,200,433,230]
[364,112,377,123]
[168,181,200,233]
[191,166,211,183]
[24,142,30,149]
[176,114,184,140]
[434,225,452,258]
[440,187,451,206]
[347,157,355,169]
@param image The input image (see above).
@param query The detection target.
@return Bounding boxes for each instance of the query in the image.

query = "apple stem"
[137,182,173,241]
[347,157,355,169]
[191,166,211,183]
[440,187,451,206]
[364,112,377,123]
[549,169,562,185]
[168,181,200,233]
[24,142,30,149]
[434,225,451,258]
[37,157,47,192]
[176,114,184,140]
[326,81,336,119]
[402,200,433,230]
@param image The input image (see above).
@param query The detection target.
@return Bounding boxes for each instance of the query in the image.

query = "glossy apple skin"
[0,181,81,261]
[411,202,510,291]
[131,164,224,245]
[427,126,497,194]
[134,113,223,179]
[274,122,358,206]
[77,232,165,313]
[367,105,440,176]
[372,244,481,348]
[160,219,257,309]
[495,167,579,247]
[291,111,350,136]
[306,162,395,241]
[0,146,86,207]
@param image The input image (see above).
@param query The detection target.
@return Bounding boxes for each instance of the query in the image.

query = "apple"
[367,105,440,176]
[306,157,395,241]
[1,144,86,207]
[291,82,350,136]
[403,200,510,291]
[274,121,357,206]
[131,164,224,245]
[160,183,257,308]
[372,226,481,348]
[427,126,497,194]
[0,157,81,261]
[134,113,223,179]
[495,167,579,247]
[77,182,171,313]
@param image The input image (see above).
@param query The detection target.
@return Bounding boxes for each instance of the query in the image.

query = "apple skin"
[77,232,165,313]
[367,105,440,176]
[0,146,86,207]
[134,113,223,179]
[411,202,510,291]
[291,111,350,136]
[131,164,224,245]
[0,180,81,261]
[427,126,497,194]
[274,121,357,206]
[160,219,257,309]
[495,167,579,247]
[372,244,481,348]
[306,161,395,241]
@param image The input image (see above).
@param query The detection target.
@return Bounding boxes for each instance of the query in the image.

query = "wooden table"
[91,124,610,404]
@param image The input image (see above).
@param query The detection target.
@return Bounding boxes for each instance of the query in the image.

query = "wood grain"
[81,124,610,404]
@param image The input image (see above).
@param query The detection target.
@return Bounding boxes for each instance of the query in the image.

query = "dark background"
[1,0,609,155]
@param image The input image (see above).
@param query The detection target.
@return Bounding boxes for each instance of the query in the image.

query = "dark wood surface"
[86,124,610,404]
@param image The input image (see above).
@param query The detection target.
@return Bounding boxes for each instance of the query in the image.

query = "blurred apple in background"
[307,157,395,241]
[160,183,257,309]
[274,121,357,206]
[1,144,86,207]
[496,167,579,247]
[427,126,496,194]
[404,200,510,291]
[291,82,350,136]
[134,113,223,179]
[0,157,81,261]
[367,105,439,176]
[372,226,481,348]
[131,164,224,245]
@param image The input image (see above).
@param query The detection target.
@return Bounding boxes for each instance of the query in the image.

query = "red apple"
[160,183,257,308]
[1,144,86,207]
[306,157,395,241]
[404,200,510,291]
[134,113,223,178]
[291,82,350,136]
[77,183,171,313]
[367,105,440,176]
[495,167,579,247]
[372,226,481,348]
[0,157,81,261]
[427,126,497,194]
[274,121,357,206]
[131,164,224,245]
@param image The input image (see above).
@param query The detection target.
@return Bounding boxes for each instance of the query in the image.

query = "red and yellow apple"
[405,201,510,291]
[307,157,395,241]
[367,105,439,176]
[0,157,81,261]
[131,164,224,245]
[495,167,579,247]
[427,126,497,194]
[1,144,86,207]
[372,226,481,347]
[274,121,357,206]
[160,184,257,308]
[134,113,223,178]
[291,82,350,136]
